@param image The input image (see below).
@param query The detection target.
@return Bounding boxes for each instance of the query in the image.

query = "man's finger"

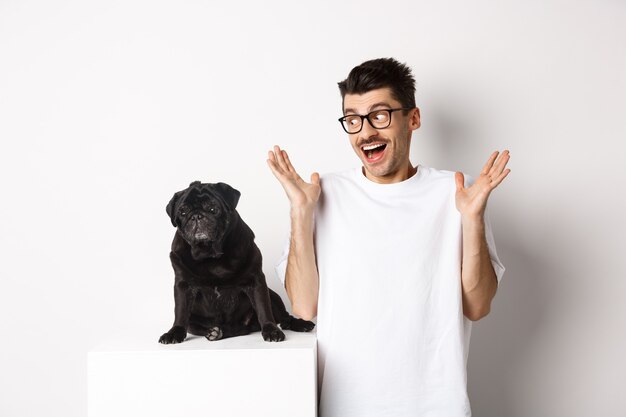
[282,150,297,174]
[481,151,499,176]
[266,158,281,178]
[267,158,291,182]
[492,150,510,176]
[490,168,511,188]
[267,151,285,175]
[455,172,464,191]
[489,151,508,178]
[273,145,289,172]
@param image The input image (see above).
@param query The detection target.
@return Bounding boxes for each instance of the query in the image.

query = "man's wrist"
[461,213,485,230]
[290,205,315,219]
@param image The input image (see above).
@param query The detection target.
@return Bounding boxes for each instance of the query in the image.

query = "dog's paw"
[289,318,316,332]
[262,323,285,342]
[205,326,223,341]
[158,326,187,344]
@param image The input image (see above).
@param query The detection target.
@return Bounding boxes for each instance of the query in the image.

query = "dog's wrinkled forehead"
[181,187,222,211]
[185,183,239,209]
[166,181,241,227]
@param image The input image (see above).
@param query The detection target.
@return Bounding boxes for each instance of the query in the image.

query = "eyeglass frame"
[337,107,415,134]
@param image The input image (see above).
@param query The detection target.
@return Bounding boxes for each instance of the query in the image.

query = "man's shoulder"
[316,165,476,188]
[318,168,357,185]
[320,167,356,178]
[425,165,476,187]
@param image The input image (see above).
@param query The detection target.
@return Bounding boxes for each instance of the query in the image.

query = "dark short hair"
[338,57,416,114]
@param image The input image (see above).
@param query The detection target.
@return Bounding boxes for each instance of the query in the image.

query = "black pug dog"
[158,181,315,344]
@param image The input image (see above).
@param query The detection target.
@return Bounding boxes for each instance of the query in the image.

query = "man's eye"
[347,117,360,125]
[372,111,388,121]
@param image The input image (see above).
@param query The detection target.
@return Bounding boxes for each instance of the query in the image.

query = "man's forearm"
[460,214,498,321]
[285,207,319,320]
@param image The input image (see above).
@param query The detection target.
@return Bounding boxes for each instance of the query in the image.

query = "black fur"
[159,181,315,344]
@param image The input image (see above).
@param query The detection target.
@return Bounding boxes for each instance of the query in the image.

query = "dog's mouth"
[190,240,224,259]
[190,234,223,256]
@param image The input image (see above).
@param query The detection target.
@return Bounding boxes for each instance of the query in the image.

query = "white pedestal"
[88,330,317,417]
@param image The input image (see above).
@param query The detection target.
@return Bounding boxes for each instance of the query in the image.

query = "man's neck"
[362,162,417,184]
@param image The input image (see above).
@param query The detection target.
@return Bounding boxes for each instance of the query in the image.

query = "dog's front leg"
[159,254,197,344]
[159,280,196,344]
[246,280,285,342]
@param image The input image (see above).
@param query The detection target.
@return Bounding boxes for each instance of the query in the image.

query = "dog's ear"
[214,182,241,210]
[166,189,186,227]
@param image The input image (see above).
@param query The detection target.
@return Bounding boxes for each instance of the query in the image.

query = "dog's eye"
[209,206,220,215]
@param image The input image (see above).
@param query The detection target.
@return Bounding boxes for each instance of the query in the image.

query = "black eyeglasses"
[338,107,413,134]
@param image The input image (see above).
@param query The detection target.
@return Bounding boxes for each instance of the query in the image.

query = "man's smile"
[360,141,388,163]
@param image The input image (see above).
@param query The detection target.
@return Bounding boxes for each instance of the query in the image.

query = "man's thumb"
[455,172,464,191]
[310,172,320,185]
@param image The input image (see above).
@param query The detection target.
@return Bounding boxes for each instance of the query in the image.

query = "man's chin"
[362,161,412,183]
[362,163,391,178]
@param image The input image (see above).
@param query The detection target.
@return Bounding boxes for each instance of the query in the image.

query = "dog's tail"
[269,289,316,332]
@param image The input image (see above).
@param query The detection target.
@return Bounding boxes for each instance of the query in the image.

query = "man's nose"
[359,118,379,139]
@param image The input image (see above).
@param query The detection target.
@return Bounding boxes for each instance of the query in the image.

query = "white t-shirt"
[274,164,506,417]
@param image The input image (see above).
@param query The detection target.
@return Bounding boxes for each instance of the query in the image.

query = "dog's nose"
[191,213,204,221]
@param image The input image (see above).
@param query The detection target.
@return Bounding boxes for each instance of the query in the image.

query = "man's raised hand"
[267,145,321,210]
[455,150,511,219]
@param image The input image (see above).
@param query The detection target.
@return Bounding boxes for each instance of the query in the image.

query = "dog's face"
[166,181,241,258]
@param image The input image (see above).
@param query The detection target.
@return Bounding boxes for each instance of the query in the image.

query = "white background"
[1,0,625,416]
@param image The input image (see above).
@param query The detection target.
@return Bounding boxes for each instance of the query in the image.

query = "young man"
[266,57,510,417]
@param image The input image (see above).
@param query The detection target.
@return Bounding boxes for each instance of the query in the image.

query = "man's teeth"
[362,143,385,151]
[363,143,385,159]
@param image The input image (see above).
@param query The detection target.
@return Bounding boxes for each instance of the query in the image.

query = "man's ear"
[166,189,186,227]
[410,106,421,130]
[214,182,241,210]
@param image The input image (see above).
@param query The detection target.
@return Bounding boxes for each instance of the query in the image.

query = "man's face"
[342,87,420,182]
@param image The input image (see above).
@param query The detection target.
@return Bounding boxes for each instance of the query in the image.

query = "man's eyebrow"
[343,102,394,115]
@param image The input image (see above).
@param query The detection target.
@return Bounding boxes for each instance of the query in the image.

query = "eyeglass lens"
[342,110,391,133]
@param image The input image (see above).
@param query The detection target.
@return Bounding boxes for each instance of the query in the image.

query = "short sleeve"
[274,230,290,288]
[464,173,506,284]
[484,203,506,284]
